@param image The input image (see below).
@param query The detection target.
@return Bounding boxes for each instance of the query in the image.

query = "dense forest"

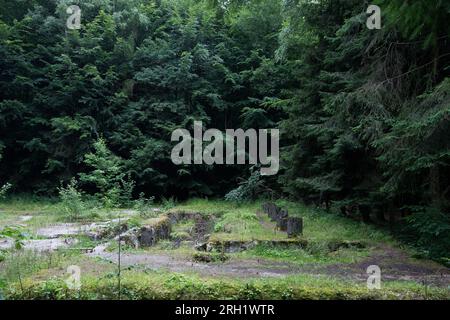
[0,0,449,261]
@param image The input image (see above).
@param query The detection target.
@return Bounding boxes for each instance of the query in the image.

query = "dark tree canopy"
[0,0,449,259]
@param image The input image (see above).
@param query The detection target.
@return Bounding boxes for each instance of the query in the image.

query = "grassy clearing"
[0,195,59,212]
[171,199,287,241]
[169,198,394,245]
[1,197,449,300]
[237,244,371,265]
[107,198,399,267]
[0,249,70,290]
[275,199,394,243]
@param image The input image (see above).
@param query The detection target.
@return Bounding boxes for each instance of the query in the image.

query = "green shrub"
[134,192,156,217]
[58,179,86,221]
[119,175,136,207]
[225,168,267,203]
[161,196,177,211]
[0,225,27,250]
[192,252,229,263]
[102,186,122,210]
[80,138,136,208]
[402,207,450,266]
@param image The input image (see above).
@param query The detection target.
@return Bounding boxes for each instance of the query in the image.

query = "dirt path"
[88,249,299,277]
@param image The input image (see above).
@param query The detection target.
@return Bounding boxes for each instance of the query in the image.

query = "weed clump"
[58,179,89,221]
[193,252,229,263]
[134,192,156,218]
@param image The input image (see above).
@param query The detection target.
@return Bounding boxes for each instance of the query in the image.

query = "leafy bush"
[0,225,26,250]
[102,186,122,210]
[119,175,136,207]
[134,192,156,218]
[80,139,136,208]
[161,196,177,212]
[192,252,229,263]
[58,179,86,221]
[225,168,266,203]
[79,139,123,195]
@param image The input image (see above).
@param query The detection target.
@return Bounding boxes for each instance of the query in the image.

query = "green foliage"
[0,0,284,198]
[274,0,450,261]
[402,207,450,265]
[0,225,26,250]
[0,0,449,263]
[80,138,136,208]
[133,192,156,218]
[192,252,229,263]
[225,168,266,203]
[378,0,450,50]
[119,176,136,207]
[0,197,448,300]
[213,209,258,235]
[57,179,86,221]
[3,271,449,300]
[0,250,65,292]
[0,183,12,200]
[160,196,177,212]
[79,138,124,195]
[102,186,122,210]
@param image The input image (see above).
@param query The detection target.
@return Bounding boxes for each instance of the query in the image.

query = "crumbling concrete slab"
[0,237,78,252]
[22,238,78,252]
[36,223,82,238]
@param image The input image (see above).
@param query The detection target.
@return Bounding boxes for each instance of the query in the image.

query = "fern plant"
[225,167,266,203]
